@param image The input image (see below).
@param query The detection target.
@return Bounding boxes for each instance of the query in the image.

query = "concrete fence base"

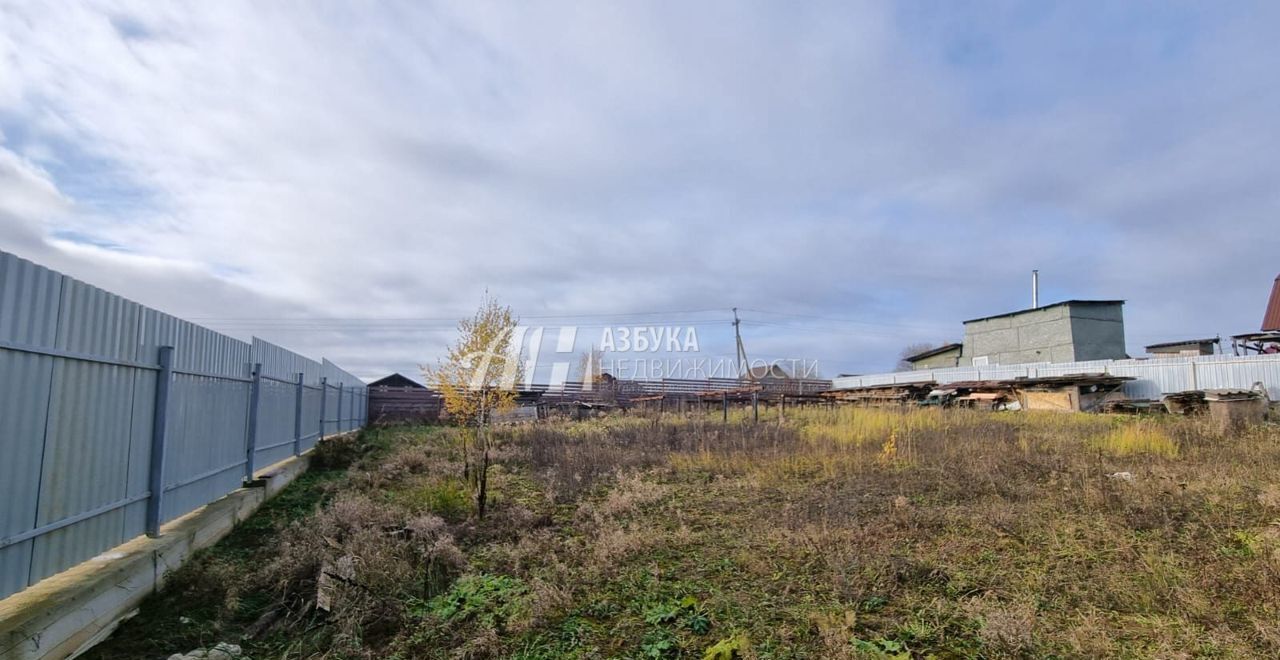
[0,436,345,660]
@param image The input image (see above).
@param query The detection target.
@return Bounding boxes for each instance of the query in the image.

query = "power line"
[189,308,730,323]
[738,308,954,332]
[191,306,955,335]
[206,320,740,333]
[740,320,932,340]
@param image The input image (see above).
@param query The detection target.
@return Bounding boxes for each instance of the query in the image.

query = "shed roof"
[903,342,963,362]
[963,300,1124,325]
[368,372,426,389]
[1145,337,1219,351]
[1264,275,1280,331]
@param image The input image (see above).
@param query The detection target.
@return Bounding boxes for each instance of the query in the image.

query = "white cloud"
[1,1,1278,377]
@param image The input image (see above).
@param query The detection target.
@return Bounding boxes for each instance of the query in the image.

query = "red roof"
[1265,275,1280,331]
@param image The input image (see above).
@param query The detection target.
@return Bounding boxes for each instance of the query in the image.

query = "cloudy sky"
[1,1,1278,381]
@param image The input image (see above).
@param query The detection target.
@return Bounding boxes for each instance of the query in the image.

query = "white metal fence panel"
[832,353,1280,400]
[974,365,1033,381]
[1194,357,1280,400]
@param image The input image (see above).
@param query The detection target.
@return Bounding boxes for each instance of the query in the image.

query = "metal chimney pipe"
[1032,270,1040,308]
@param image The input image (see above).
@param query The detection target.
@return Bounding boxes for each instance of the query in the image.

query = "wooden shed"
[367,373,442,423]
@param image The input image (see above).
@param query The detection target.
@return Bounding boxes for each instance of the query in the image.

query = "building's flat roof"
[962,300,1124,325]
[1145,337,1219,351]
[904,342,963,362]
[1232,330,1280,341]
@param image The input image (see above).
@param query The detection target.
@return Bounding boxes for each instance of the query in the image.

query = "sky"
[1,1,1278,382]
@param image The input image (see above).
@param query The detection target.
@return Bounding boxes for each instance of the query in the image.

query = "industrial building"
[959,300,1127,366]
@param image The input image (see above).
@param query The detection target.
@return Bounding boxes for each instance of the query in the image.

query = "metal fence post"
[293,372,304,456]
[337,381,344,432]
[145,346,175,538]
[244,362,262,483]
[752,392,759,423]
[722,392,728,422]
[318,376,328,439]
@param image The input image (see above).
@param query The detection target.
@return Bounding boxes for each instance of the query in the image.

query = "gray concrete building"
[959,300,1126,366]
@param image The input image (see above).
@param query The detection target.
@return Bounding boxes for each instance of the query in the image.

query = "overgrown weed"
[89,412,1280,659]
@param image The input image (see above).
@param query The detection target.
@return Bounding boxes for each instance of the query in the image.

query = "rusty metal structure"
[1231,274,1280,355]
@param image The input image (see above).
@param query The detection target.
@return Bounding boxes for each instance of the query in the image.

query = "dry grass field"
[88,408,1280,659]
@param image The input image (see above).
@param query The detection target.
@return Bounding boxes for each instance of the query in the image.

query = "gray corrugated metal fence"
[832,353,1280,400]
[0,250,367,600]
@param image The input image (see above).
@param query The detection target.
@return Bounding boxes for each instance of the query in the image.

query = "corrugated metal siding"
[253,337,323,383]
[30,276,145,584]
[251,339,326,469]
[322,379,338,436]
[145,311,254,524]
[0,249,366,599]
[163,371,250,522]
[0,252,62,597]
[300,386,324,452]
[832,353,1280,400]
[321,358,367,433]
[254,378,298,468]
[1195,355,1280,399]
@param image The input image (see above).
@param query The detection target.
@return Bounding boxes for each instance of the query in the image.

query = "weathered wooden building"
[367,373,442,423]
[1145,337,1219,357]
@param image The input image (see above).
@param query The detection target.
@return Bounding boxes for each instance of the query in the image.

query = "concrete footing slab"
[0,440,332,660]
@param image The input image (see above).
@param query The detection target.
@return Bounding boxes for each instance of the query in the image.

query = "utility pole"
[733,307,752,381]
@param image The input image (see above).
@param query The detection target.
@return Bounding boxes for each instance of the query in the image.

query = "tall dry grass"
[1093,422,1179,458]
[93,409,1280,659]
[794,406,948,446]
